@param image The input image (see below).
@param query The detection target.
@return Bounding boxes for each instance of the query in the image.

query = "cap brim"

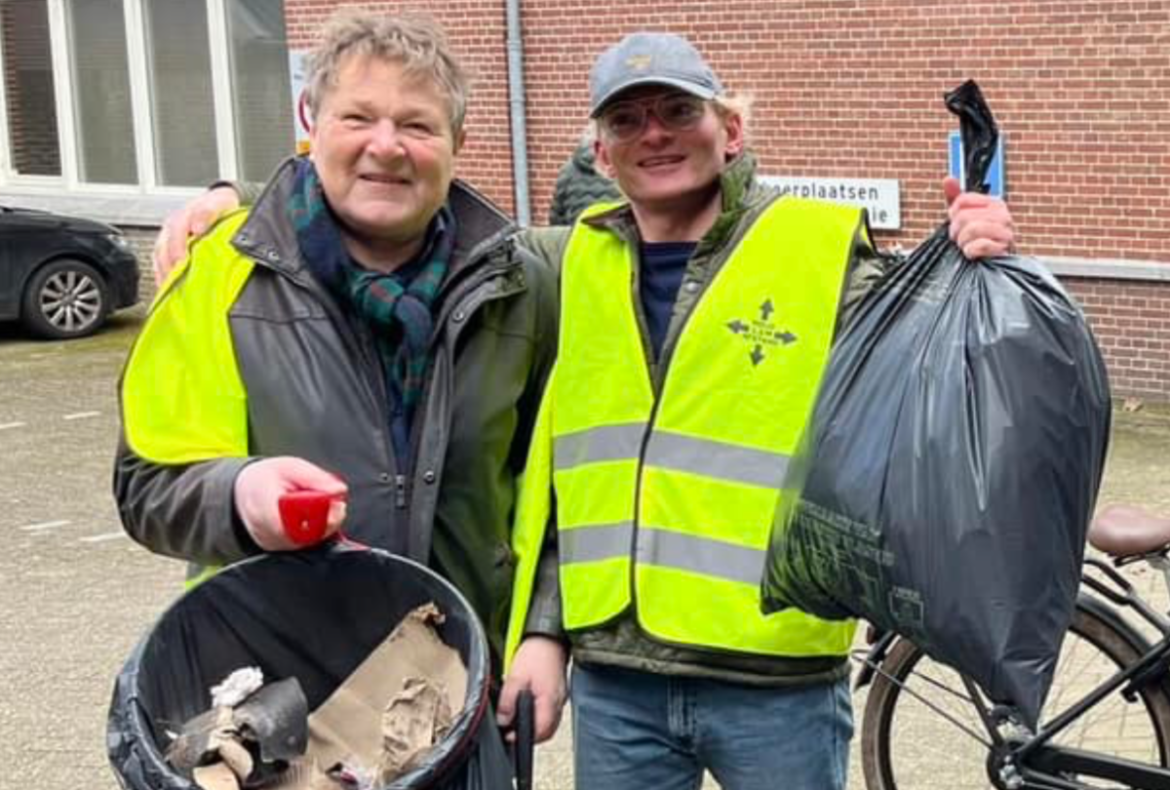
[590,77,718,117]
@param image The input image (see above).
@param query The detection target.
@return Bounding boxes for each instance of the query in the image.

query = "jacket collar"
[233,156,518,283]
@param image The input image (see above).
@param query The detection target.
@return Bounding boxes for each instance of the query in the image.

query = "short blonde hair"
[304,11,470,136]
[713,92,752,128]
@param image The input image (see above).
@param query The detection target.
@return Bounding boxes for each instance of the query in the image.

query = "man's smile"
[638,154,686,169]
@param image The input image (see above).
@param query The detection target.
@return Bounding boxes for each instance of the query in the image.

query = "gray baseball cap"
[589,32,724,117]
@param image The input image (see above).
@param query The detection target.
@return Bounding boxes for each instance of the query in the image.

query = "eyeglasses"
[598,93,708,142]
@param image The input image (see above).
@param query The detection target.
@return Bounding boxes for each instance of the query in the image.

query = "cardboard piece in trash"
[378,675,455,780]
[301,602,467,784]
[189,603,467,790]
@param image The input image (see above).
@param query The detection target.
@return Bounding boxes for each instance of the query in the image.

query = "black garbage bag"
[762,81,1111,728]
[108,546,516,790]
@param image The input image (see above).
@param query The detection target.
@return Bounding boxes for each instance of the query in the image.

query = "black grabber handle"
[512,689,535,790]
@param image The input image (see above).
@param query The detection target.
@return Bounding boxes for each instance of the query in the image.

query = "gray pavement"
[1,307,1167,790]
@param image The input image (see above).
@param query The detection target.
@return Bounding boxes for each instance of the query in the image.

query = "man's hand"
[233,457,348,550]
[496,635,568,743]
[943,176,1016,259]
[153,186,242,286]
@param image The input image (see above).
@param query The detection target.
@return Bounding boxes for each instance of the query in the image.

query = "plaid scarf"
[289,159,455,464]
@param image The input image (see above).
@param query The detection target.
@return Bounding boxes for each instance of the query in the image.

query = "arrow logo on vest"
[725,297,797,367]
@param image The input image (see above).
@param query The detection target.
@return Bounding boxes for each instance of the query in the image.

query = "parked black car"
[0,204,140,339]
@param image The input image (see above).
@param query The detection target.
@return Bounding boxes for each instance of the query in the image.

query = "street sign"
[289,50,310,154]
[759,175,901,230]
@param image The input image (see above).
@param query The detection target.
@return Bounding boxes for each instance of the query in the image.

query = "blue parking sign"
[948,131,1006,198]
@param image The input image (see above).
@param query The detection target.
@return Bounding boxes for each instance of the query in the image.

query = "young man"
[499,32,1015,790]
[115,11,557,691]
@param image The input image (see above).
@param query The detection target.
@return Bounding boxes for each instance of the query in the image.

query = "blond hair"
[713,92,752,128]
[304,10,470,136]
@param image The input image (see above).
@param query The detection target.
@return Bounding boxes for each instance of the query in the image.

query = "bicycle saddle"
[1089,504,1170,557]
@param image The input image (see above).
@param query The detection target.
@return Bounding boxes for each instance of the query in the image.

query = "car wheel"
[21,259,109,339]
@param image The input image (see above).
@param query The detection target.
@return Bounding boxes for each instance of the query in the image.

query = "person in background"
[547,128,622,225]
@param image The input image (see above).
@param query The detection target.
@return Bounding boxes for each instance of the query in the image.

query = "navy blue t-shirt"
[639,241,697,359]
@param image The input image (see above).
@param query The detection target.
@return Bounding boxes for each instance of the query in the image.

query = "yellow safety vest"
[507,197,863,664]
[121,210,255,589]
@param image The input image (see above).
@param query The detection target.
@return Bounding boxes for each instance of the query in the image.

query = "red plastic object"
[278,490,336,547]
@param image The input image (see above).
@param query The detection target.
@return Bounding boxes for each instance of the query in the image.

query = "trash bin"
[108,545,522,790]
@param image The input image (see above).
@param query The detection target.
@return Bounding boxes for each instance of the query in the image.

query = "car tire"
[21,259,110,339]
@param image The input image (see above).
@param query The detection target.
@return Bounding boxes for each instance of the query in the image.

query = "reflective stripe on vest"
[552,196,860,657]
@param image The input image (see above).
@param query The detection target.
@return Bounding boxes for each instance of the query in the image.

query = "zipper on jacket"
[260,259,405,517]
[400,253,525,560]
[650,253,712,395]
[394,474,407,508]
[434,256,520,344]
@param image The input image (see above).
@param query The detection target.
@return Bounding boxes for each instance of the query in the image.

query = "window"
[228,0,293,183]
[2,0,61,176]
[0,0,294,191]
[65,0,136,184]
[143,0,218,186]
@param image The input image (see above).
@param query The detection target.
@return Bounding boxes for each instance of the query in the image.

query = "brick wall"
[520,0,1170,262]
[120,227,158,304]
[283,0,1170,257]
[1064,278,1170,401]
[281,0,1170,400]
[284,1,516,208]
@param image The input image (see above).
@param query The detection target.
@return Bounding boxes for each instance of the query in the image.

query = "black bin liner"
[762,81,1111,728]
[108,546,516,790]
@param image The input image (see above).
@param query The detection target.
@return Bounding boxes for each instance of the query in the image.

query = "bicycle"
[855,504,1170,790]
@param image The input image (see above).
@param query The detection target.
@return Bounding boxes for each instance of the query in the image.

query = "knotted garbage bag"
[761,80,1111,728]
[108,546,518,790]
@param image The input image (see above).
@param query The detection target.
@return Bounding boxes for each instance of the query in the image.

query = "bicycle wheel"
[860,602,1170,790]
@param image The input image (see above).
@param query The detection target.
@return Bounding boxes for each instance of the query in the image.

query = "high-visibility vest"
[547,196,862,657]
[123,210,253,467]
[121,210,255,589]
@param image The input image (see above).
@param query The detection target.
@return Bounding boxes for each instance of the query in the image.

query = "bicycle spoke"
[856,653,993,747]
[860,606,1170,790]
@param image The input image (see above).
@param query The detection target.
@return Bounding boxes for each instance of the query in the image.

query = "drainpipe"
[504,0,531,226]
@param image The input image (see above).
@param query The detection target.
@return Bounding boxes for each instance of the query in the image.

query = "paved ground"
[1,307,1167,790]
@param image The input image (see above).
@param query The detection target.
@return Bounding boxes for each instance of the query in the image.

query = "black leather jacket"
[115,159,558,665]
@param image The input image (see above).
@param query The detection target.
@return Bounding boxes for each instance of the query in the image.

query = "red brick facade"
[284,0,1170,400]
[1065,277,1170,403]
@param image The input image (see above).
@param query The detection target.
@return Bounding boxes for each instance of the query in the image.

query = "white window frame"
[0,10,9,180]
[0,0,284,223]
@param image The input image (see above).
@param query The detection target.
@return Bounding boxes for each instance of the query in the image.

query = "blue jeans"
[571,663,852,790]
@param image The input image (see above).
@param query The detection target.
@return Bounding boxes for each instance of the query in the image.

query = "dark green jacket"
[546,141,621,226]
[114,158,558,666]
